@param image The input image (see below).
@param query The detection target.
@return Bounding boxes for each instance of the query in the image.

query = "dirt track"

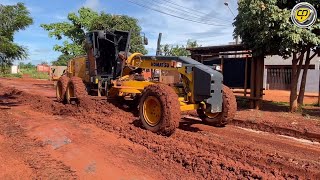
[0,77,320,179]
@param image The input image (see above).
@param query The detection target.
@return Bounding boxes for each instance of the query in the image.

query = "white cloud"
[83,0,101,10]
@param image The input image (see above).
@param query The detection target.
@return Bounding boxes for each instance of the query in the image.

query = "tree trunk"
[290,52,304,112]
[297,49,311,106]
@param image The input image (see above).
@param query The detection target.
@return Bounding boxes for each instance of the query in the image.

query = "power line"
[152,0,232,23]
[127,0,232,26]
[160,0,210,15]
[136,0,231,24]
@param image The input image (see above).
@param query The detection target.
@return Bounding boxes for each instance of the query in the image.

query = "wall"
[37,65,50,73]
[297,70,319,93]
[265,68,320,93]
[11,65,19,74]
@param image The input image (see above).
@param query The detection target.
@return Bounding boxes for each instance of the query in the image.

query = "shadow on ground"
[237,98,320,117]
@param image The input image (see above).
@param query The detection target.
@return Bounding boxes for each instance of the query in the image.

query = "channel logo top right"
[291,2,317,28]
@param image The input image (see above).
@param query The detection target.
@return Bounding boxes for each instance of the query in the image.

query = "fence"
[266,68,292,90]
[266,68,319,93]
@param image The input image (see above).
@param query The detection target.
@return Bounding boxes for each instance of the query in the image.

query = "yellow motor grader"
[56,30,237,136]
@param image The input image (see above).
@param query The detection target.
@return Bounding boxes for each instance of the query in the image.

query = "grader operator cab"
[56,29,237,136]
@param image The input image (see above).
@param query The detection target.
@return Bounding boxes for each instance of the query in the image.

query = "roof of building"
[265,55,320,65]
[187,44,248,53]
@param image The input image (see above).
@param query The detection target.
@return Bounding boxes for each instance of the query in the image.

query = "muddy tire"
[139,84,180,136]
[198,85,237,126]
[66,77,87,104]
[56,76,69,103]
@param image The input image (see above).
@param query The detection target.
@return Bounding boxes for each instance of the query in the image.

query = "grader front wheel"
[66,77,87,104]
[197,85,237,126]
[139,84,181,136]
[56,76,69,103]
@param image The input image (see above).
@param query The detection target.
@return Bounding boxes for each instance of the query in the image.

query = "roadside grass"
[20,67,49,80]
[0,73,22,78]
[268,101,290,107]
[0,67,22,78]
[304,102,319,107]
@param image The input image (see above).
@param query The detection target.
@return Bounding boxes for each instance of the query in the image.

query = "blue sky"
[0,0,238,65]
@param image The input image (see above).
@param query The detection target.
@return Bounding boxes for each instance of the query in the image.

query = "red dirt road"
[0,77,320,179]
[264,90,318,104]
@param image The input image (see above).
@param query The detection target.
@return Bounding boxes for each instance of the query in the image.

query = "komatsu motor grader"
[56,29,237,136]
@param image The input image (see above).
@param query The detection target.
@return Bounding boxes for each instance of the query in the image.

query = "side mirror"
[98,31,106,39]
[144,37,149,45]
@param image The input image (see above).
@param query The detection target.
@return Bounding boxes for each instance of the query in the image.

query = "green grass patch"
[268,101,290,106]
[0,73,22,78]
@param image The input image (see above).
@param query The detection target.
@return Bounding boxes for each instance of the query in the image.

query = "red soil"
[0,77,320,179]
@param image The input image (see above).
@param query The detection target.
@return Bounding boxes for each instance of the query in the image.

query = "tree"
[51,54,74,66]
[19,62,34,69]
[40,61,48,65]
[41,7,147,57]
[0,3,33,73]
[234,0,320,112]
[161,40,200,56]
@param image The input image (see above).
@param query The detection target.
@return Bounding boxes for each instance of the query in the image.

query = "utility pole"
[224,2,236,18]
[224,1,239,57]
[156,33,162,56]
[318,59,320,106]
[153,33,163,81]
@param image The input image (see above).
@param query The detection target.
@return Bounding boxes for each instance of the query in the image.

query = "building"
[188,44,320,108]
[265,55,320,93]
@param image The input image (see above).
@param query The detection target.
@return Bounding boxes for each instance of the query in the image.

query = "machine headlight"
[215,65,221,71]
[176,62,183,68]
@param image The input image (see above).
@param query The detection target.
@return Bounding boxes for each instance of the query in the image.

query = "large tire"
[197,85,237,126]
[66,77,87,104]
[56,76,69,103]
[139,84,181,136]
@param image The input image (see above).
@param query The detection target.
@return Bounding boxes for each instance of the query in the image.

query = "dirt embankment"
[1,84,320,179]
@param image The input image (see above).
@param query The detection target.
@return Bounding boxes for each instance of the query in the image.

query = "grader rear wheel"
[197,85,237,126]
[66,77,87,104]
[139,84,181,136]
[56,76,69,103]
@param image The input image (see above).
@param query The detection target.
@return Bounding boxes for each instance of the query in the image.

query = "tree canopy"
[0,3,33,71]
[234,0,320,111]
[234,0,320,58]
[161,40,200,56]
[51,54,73,66]
[41,7,147,57]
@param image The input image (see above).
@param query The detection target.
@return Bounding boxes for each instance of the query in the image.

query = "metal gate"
[267,68,292,90]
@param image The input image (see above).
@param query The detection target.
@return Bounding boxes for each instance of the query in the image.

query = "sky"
[0,0,238,65]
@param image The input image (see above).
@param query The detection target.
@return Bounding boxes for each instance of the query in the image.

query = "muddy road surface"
[0,77,320,179]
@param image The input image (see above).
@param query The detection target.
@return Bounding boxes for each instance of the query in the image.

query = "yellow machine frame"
[110,53,199,111]
[66,53,200,112]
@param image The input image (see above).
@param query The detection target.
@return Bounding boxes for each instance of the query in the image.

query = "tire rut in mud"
[231,119,320,142]
[0,110,77,179]
[173,129,320,179]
